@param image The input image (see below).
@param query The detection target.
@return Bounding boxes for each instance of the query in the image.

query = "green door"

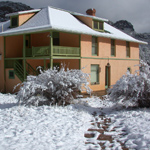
[105,65,111,89]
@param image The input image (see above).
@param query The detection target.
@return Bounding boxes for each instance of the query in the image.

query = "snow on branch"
[108,61,150,108]
[16,65,92,106]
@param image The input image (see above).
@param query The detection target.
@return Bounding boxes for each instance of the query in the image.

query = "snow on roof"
[0,6,147,44]
[71,12,108,22]
[0,20,10,33]
[5,9,41,17]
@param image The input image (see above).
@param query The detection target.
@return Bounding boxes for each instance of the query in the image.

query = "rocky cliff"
[0,1,32,22]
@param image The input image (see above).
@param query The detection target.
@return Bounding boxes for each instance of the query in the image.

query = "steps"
[14,60,37,82]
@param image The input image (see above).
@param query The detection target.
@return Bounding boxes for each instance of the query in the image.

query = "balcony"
[26,46,80,57]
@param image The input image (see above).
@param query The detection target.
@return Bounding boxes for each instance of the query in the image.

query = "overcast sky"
[3,0,150,33]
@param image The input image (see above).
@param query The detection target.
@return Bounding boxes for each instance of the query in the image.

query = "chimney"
[86,8,96,16]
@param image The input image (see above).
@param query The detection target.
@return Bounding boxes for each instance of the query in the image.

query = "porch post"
[23,34,26,80]
[79,34,81,69]
[4,37,6,92]
[44,59,46,70]
[50,31,53,69]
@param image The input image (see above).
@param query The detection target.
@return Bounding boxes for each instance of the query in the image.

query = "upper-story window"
[53,32,60,46]
[93,20,104,31]
[92,37,98,56]
[111,39,116,56]
[26,35,31,48]
[126,42,130,57]
[11,16,18,28]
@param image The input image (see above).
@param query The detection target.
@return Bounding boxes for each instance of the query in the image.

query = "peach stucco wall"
[31,32,50,47]
[26,59,79,71]
[2,31,140,93]
[81,59,139,91]
[19,13,35,26]
[75,16,93,28]
[81,35,139,59]
[80,34,139,91]
[5,35,23,58]
[5,69,22,93]
[60,33,79,47]
[0,36,5,92]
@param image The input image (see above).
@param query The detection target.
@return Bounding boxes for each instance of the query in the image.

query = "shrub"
[16,66,91,106]
[108,61,150,108]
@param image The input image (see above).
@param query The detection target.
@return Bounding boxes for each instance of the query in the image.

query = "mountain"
[110,20,150,64]
[0,1,32,22]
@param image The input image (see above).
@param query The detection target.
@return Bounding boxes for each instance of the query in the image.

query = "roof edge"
[6,9,41,17]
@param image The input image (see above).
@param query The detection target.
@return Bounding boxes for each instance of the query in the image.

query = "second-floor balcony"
[26,46,80,57]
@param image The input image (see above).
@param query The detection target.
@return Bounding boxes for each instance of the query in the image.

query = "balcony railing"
[26,46,49,57]
[53,46,80,56]
[26,46,80,57]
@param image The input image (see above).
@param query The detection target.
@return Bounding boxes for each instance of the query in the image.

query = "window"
[126,42,130,57]
[92,37,98,56]
[94,21,98,29]
[127,67,131,73]
[93,20,104,31]
[111,39,115,56]
[91,65,99,84]
[99,22,103,30]
[11,16,18,27]
[9,70,15,79]
[26,35,31,48]
[53,32,59,46]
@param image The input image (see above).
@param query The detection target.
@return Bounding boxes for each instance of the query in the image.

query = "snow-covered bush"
[17,66,91,106]
[108,61,150,108]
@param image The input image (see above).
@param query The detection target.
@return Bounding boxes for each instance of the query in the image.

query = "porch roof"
[0,6,147,45]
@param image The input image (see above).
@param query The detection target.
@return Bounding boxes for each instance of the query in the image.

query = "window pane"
[126,42,130,57]
[9,70,15,79]
[99,22,103,30]
[91,65,99,83]
[12,17,18,27]
[92,37,98,55]
[94,21,98,29]
[53,32,60,46]
[111,39,115,56]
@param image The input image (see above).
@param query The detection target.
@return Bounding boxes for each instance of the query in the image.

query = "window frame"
[111,39,116,57]
[9,70,15,79]
[26,34,31,48]
[53,32,60,46]
[91,64,99,85]
[93,20,104,32]
[92,36,98,56]
[126,41,130,58]
[11,15,19,28]
[127,67,131,73]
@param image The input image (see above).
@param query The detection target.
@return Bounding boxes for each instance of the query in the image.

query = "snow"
[1,93,150,149]
[6,9,41,17]
[106,109,150,149]
[0,6,147,44]
[0,93,93,150]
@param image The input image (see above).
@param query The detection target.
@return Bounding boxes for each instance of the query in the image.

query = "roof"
[5,9,41,17]
[0,6,147,44]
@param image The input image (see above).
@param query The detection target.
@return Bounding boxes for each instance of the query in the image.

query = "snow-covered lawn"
[0,94,93,150]
[0,93,150,150]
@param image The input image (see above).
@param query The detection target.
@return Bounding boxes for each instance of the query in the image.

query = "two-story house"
[0,6,147,93]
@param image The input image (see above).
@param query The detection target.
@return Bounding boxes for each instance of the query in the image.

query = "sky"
[2,0,150,33]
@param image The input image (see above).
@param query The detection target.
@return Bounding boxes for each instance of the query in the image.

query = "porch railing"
[53,46,80,56]
[26,46,49,57]
[26,46,80,57]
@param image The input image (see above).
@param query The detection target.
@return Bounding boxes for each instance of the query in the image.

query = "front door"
[105,65,111,89]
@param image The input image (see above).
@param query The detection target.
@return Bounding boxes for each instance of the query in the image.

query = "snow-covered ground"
[0,93,93,150]
[0,93,150,150]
